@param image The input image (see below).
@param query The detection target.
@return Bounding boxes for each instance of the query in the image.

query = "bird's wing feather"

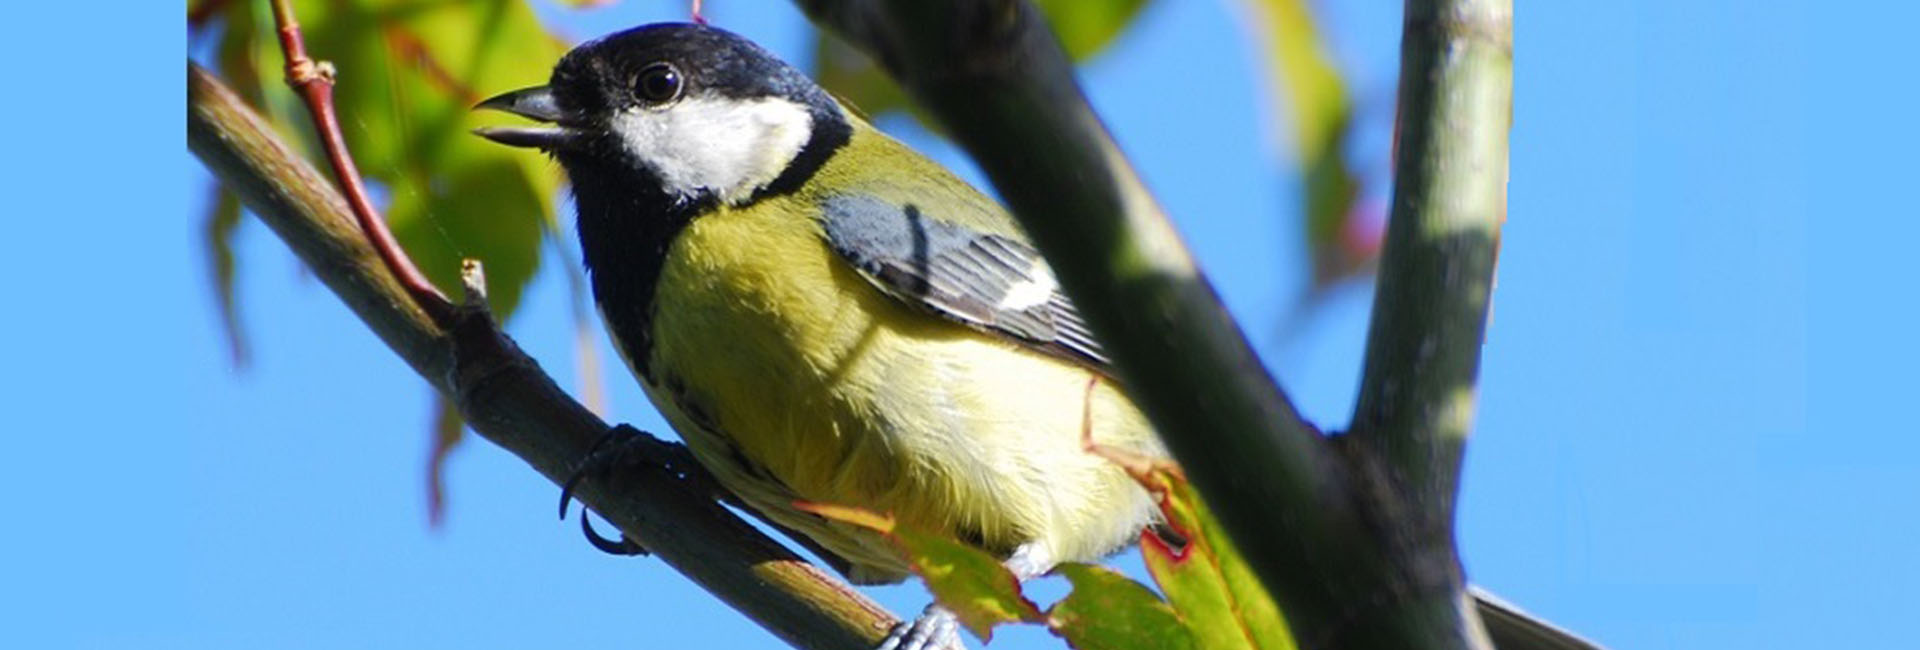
[820,193,1111,373]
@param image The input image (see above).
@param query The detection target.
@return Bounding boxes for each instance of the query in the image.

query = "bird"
[475,22,1167,650]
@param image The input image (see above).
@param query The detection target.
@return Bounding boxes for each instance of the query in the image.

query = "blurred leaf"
[812,32,913,119]
[204,186,249,368]
[215,0,563,317]
[1087,445,1296,650]
[553,236,609,416]
[187,0,232,28]
[211,0,569,524]
[1243,0,1373,289]
[1033,0,1151,59]
[800,503,1043,641]
[814,0,1150,119]
[799,464,1294,649]
[214,0,281,120]
[1047,563,1195,650]
[427,396,464,528]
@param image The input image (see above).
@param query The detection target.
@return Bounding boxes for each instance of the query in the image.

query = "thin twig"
[268,0,453,325]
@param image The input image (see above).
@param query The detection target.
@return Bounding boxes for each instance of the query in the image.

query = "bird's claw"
[559,424,649,556]
[877,603,962,650]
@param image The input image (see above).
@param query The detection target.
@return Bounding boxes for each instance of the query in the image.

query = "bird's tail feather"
[1473,586,1605,650]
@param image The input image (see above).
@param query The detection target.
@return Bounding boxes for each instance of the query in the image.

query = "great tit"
[477,23,1167,648]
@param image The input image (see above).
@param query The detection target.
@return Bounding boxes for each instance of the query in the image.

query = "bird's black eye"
[634,63,682,104]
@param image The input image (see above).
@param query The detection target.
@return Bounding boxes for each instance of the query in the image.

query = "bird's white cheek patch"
[610,95,814,205]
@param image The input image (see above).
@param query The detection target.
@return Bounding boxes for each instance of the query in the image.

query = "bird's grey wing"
[819,194,1111,373]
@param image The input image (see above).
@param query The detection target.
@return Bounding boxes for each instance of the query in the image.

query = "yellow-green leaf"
[1243,0,1372,289]
[1082,444,1295,650]
[812,31,912,119]
[1141,474,1293,650]
[426,395,464,528]
[1047,563,1195,650]
[800,503,1043,641]
[1033,0,1151,59]
[203,187,248,368]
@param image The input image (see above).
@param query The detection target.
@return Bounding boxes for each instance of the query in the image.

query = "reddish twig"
[269,0,454,325]
[691,0,708,25]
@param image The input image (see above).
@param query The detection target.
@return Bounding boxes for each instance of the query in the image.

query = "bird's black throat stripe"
[569,107,850,381]
[752,104,852,204]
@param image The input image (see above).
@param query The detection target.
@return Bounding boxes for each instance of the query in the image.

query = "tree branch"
[1348,0,1511,596]
[187,61,896,650]
[790,0,1383,644]
[790,1,1527,648]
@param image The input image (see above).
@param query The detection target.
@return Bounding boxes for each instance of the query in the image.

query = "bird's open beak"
[472,86,576,150]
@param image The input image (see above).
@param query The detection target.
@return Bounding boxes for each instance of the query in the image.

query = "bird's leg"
[877,543,1055,650]
[1001,542,1056,582]
[557,424,663,556]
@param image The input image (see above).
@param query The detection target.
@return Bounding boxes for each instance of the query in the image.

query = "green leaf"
[1242,0,1372,289]
[212,0,564,317]
[1139,468,1295,650]
[799,504,1043,642]
[1079,442,1294,650]
[900,528,1044,641]
[1047,563,1195,650]
[208,0,568,522]
[813,0,1150,119]
[812,31,913,119]
[797,459,1292,649]
[1033,0,1151,59]
[426,395,464,528]
[203,186,248,368]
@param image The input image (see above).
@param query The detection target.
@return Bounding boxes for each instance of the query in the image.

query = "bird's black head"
[476,23,850,207]
[474,24,852,376]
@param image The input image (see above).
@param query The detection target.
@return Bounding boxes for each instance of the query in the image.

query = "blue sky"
[2,0,1911,647]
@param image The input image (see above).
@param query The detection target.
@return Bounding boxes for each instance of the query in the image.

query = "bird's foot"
[558,424,652,556]
[877,603,962,650]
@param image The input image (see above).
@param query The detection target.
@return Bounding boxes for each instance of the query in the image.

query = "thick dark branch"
[790,0,1388,644]
[1337,0,1513,646]
[188,62,895,650]
[789,1,1547,649]
[1350,0,1511,571]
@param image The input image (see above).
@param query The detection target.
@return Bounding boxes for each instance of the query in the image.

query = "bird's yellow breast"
[637,141,1162,584]
[648,195,926,504]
